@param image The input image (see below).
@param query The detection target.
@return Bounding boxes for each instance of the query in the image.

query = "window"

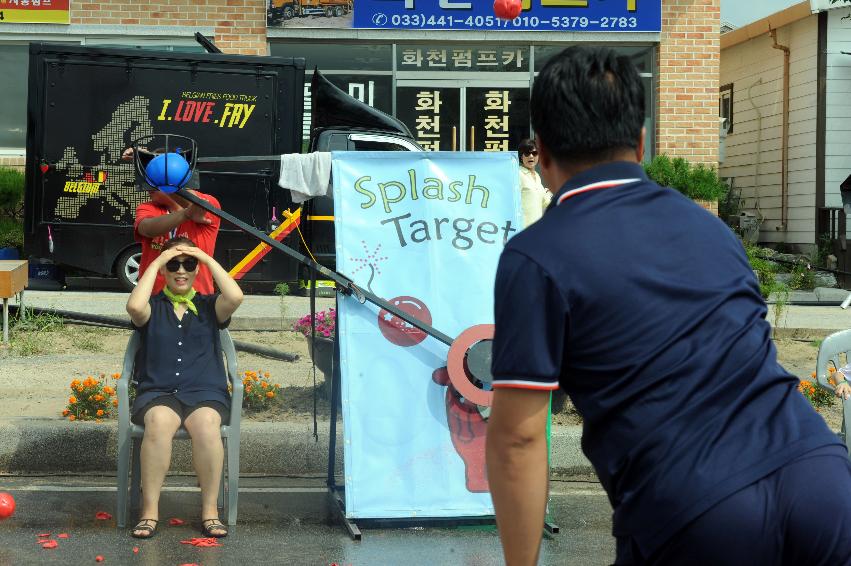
[348,134,419,151]
[270,42,392,71]
[719,83,733,134]
[0,45,30,151]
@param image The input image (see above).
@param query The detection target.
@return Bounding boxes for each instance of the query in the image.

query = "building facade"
[720,0,851,251]
[0,0,720,169]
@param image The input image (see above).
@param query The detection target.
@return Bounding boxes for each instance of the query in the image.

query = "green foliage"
[13,307,64,333]
[798,379,834,412]
[744,243,780,298]
[274,282,290,296]
[644,154,728,202]
[0,167,24,219]
[789,261,816,291]
[0,217,23,250]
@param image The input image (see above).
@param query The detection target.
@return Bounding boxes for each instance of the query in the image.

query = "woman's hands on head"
[172,245,212,266]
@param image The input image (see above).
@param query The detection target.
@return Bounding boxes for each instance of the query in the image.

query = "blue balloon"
[144,152,191,194]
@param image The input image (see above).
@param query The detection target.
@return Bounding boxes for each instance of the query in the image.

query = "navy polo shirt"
[491,161,841,556]
[131,292,231,415]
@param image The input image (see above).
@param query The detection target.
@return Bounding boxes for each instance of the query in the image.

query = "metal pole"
[176,188,455,346]
[2,298,8,344]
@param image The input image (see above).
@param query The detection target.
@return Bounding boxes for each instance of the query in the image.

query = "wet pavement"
[0,476,614,566]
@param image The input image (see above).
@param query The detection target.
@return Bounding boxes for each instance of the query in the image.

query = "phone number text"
[381,13,640,30]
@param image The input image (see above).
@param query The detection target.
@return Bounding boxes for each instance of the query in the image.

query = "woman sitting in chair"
[126,236,243,539]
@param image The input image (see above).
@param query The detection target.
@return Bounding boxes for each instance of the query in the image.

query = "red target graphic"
[378,296,432,347]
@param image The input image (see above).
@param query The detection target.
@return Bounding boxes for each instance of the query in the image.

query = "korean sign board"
[0,0,69,23]
[354,0,661,32]
[398,46,529,72]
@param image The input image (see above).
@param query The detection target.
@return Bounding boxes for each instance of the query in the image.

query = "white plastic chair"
[815,328,851,453]
[115,329,243,527]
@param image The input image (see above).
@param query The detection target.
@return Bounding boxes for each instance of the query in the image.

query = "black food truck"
[24,43,420,291]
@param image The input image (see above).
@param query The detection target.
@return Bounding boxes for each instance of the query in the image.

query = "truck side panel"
[25,44,305,282]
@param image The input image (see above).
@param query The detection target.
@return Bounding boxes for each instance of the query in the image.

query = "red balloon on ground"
[0,492,15,520]
[494,0,522,20]
[378,296,432,347]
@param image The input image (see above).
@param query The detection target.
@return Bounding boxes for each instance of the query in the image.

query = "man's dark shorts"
[131,394,229,426]
[616,444,851,566]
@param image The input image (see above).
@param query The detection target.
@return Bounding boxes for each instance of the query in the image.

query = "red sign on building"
[0,0,70,24]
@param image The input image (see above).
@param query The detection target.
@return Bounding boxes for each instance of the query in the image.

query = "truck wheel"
[116,246,142,291]
[283,5,294,19]
[325,7,333,16]
[334,6,343,16]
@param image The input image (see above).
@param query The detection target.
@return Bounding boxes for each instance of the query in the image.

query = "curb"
[0,418,593,477]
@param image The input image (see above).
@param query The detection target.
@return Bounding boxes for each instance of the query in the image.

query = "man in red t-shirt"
[124,146,221,295]
[134,190,221,295]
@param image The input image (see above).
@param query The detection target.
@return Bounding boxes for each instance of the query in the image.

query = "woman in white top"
[517,139,552,227]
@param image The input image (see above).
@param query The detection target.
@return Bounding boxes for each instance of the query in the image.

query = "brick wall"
[70,0,268,56]
[657,0,721,165]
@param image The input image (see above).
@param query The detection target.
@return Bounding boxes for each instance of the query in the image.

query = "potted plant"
[292,308,336,382]
[644,155,728,215]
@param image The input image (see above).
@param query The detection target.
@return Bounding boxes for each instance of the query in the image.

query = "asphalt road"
[0,475,614,566]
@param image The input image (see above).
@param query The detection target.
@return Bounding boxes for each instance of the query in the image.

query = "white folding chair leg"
[218,464,225,512]
[226,437,239,525]
[130,439,142,513]
[844,399,851,456]
[116,432,131,528]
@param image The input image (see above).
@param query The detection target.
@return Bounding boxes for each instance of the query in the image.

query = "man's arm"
[137,207,190,238]
[487,388,551,566]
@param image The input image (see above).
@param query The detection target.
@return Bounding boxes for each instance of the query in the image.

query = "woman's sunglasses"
[165,258,199,273]
[522,150,538,157]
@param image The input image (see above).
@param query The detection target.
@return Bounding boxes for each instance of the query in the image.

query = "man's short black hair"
[531,46,645,166]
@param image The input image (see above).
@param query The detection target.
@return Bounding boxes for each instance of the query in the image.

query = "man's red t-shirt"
[134,192,221,295]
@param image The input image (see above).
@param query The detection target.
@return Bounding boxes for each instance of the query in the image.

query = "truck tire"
[334,5,343,16]
[116,245,142,291]
[283,5,294,19]
[325,7,333,16]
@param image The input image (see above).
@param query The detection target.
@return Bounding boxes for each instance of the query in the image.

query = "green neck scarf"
[163,287,198,316]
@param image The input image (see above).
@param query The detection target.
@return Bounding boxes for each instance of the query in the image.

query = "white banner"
[333,151,522,519]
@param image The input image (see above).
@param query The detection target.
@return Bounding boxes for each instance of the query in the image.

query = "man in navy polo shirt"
[486,46,851,566]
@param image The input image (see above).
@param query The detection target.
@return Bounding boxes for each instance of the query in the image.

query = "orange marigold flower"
[71,379,81,387]
[252,375,259,382]
[96,409,104,417]
[266,391,275,398]
[275,384,281,389]
[112,373,120,379]
[94,394,104,402]
[261,382,269,389]
[69,415,76,421]
[246,386,252,393]
[811,371,817,378]
[62,409,70,416]
[264,372,270,379]
[112,399,118,407]
[69,396,77,404]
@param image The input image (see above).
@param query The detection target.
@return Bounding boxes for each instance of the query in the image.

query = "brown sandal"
[130,518,158,539]
[201,518,228,538]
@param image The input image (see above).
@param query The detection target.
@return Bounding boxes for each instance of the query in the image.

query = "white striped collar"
[556,178,642,206]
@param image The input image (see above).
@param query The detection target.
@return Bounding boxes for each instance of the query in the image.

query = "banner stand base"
[324,294,560,540]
